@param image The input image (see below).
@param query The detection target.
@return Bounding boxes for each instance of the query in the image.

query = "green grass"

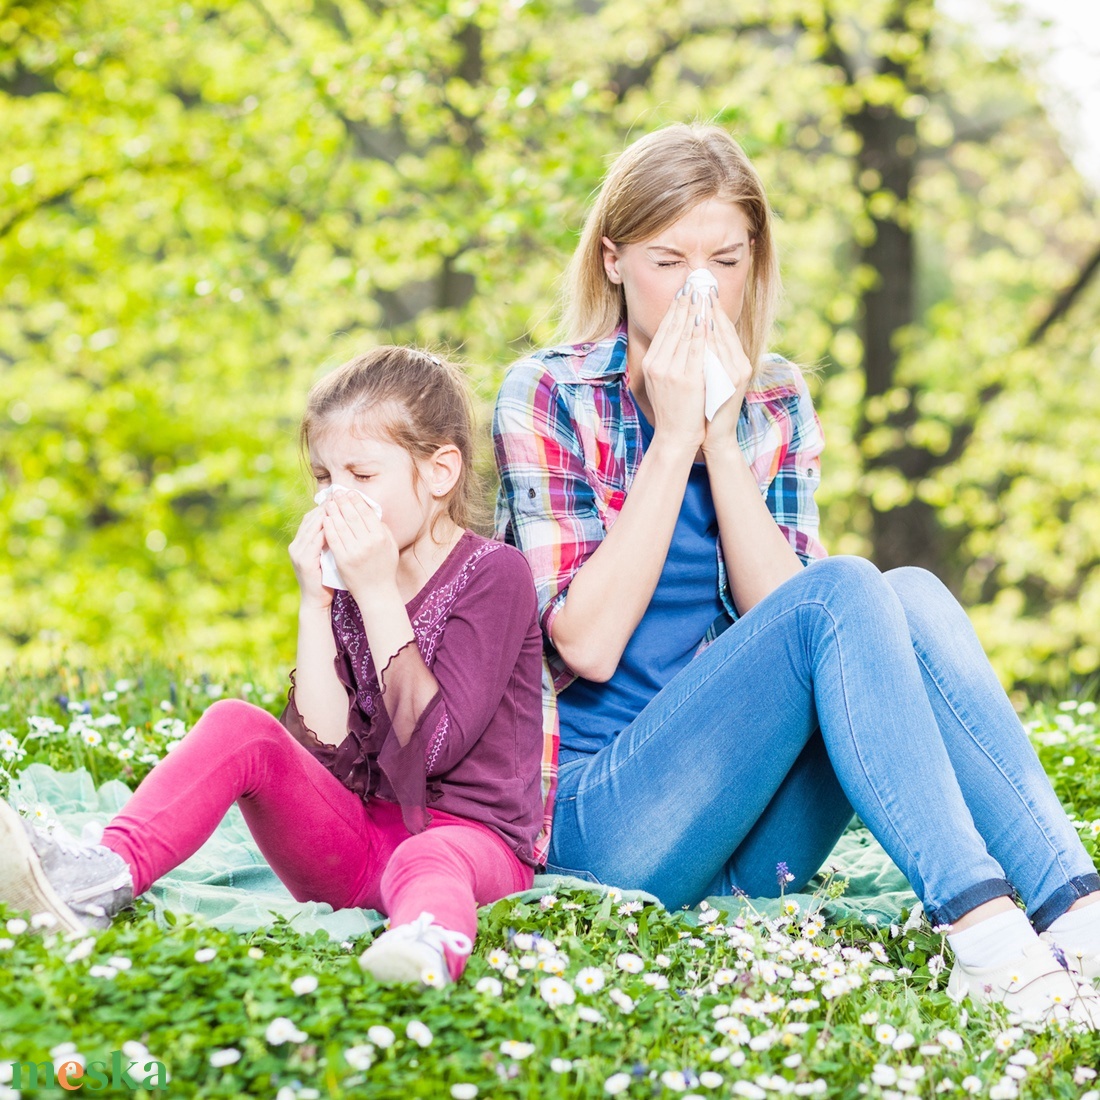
[1,663,1099,1099]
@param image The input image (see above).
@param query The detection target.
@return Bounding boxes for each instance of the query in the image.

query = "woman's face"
[602,198,754,348]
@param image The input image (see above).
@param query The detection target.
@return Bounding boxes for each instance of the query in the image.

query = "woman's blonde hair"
[562,123,780,378]
[300,346,481,533]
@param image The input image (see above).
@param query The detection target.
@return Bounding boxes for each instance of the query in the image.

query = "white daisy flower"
[405,1020,432,1047]
[367,1025,395,1048]
[732,1083,766,1100]
[420,963,447,989]
[576,966,606,992]
[65,938,96,963]
[871,1066,898,1087]
[539,977,576,1007]
[265,1017,307,1045]
[937,1029,963,1052]
[615,952,644,973]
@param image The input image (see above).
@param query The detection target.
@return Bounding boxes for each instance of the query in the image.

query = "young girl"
[493,123,1100,1024]
[0,345,553,986]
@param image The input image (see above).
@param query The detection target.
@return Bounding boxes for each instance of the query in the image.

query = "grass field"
[2,664,1099,1099]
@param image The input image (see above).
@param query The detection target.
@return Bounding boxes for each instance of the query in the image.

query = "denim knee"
[808,554,883,588]
[882,566,955,612]
[797,555,897,619]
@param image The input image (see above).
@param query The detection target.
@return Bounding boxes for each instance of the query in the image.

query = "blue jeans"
[546,557,1099,928]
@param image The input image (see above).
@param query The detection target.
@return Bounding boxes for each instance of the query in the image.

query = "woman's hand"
[289,506,332,610]
[321,491,399,601]
[640,284,708,454]
[703,289,754,454]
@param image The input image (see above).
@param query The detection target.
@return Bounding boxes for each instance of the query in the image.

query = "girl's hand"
[321,490,399,601]
[640,284,707,453]
[289,507,332,609]
[703,290,754,453]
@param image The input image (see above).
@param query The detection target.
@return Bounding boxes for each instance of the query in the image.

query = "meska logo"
[9,1052,168,1091]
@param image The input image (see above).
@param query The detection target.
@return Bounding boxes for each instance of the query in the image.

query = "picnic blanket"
[8,764,918,939]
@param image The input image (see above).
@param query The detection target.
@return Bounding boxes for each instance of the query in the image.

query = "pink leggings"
[100,699,533,977]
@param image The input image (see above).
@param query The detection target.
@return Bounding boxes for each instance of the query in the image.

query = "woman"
[493,123,1100,1022]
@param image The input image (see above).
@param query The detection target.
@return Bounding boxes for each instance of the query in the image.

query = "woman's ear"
[601,236,623,285]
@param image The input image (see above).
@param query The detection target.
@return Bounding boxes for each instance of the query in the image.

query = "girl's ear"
[427,444,462,499]
[601,236,623,285]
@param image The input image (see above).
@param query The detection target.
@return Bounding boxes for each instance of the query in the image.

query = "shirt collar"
[542,325,628,383]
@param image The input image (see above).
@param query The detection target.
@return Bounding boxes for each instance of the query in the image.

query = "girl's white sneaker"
[0,799,133,934]
[358,911,472,988]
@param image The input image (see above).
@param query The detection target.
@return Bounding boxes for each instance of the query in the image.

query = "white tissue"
[684,268,736,421]
[313,484,383,591]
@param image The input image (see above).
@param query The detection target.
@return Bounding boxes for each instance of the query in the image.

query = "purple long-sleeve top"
[281,531,547,866]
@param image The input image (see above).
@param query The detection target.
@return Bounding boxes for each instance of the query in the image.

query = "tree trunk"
[845,1,953,579]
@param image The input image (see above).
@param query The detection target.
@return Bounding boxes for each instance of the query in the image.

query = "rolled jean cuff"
[924,878,1016,928]
[1029,873,1100,933]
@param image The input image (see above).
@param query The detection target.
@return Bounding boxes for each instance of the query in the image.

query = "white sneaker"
[358,912,472,988]
[947,939,1100,1027]
[0,800,87,935]
[1038,932,1100,982]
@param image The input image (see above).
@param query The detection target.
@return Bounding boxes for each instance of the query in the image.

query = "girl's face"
[308,411,457,552]
[602,198,754,349]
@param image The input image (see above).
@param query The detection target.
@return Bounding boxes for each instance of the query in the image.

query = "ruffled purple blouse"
[281,531,546,866]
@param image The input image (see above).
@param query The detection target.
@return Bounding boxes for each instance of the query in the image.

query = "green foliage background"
[2,0,1098,687]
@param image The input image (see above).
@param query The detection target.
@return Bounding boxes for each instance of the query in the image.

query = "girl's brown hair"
[562,122,781,382]
[300,346,480,533]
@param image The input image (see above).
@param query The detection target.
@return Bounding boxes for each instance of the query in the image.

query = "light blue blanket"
[10,765,917,937]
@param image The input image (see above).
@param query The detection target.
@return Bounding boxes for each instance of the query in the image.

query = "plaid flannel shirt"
[493,326,827,696]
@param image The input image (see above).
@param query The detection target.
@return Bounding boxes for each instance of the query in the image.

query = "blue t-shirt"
[557,403,725,756]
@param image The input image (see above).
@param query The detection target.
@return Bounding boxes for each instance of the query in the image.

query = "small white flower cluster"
[265,1017,308,1046]
[0,728,26,763]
